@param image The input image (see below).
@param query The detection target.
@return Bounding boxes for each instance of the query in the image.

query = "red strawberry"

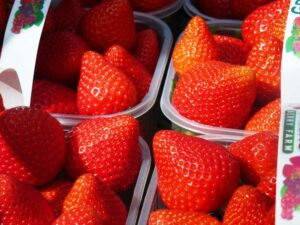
[31,80,78,114]
[53,0,85,31]
[214,35,250,65]
[246,36,282,104]
[53,207,104,225]
[257,168,277,201]
[36,32,90,84]
[242,0,289,46]
[0,94,4,112]
[79,0,136,51]
[129,0,175,11]
[131,29,160,74]
[196,0,231,19]
[172,61,256,129]
[0,107,66,186]
[223,185,272,225]
[149,210,221,225]
[105,45,151,102]
[0,174,55,224]
[77,51,137,115]
[43,9,56,36]
[264,205,275,225]
[153,130,240,212]
[172,16,219,75]
[40,179,73,217]
[66,115,141,192]
[63,173,127,225]
[245,98,281,133]
[78,0,99,7]
[0,0,8,34]
[228,132,278,185]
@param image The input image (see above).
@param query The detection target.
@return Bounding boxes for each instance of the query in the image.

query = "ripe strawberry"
[31,80,78,114]
[105,45,151,102]
[242,0,289,46]
[78,0,99,7]
[63,173,127,225]
[36,32,90,84]
[172,16,219,75]
[43,8,56,36]
[246,36,282,104]
[257,168,277,201]
[196,0,231,19]
[0,95,4,112]
[245,98,281,133]
[79,0,136,51]
[129,0,175,11]
[53,207,104,225]
[53,0,85,31]
[228,132,278,185]
[66,115,141,192]
[172,61,256,128]
[214,35,250,65]
[149,210,221,225]
[0,174,55,224]
[223,185,272,225]
[0,107,66,186]
[0,0,8,34]
[40,179,73,217]
[153,130,240,212]
[77,51,137,115]
[131,29,160,74]
[264,205,275,225]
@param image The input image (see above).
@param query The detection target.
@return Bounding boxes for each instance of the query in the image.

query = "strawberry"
[31,80,78,114]
[245,98,281,133]
[149,210,221,225]
[246,36,282,104]
[214,35,250,65]
[78,0,99,7]
[0,174,55,224]
[36,32,90,85]
[0,107,66,186]
[172,61,256,129]
[257,168,277,201]
[153,130,240,212]
[223,185,272,225]
[53,207,104,225]
[172,16,219,75]
[104,45,152,102]
[66,115,141,192]
[0,94,4,112]
[63,173,127,225]
[0,0,8,34]
[264,205,275,225]
[196,0,231,19]
[40,179,73,217]
[53,0,85,31]
[242,0,289,46]
[131,29,160,74]
[43,8,56,36]
[79,0,136,51]
[228,132,278,185]
[77,51,137,115]
[129,0,175,11]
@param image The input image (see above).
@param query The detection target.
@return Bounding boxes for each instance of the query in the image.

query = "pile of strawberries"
[172,0,288,133]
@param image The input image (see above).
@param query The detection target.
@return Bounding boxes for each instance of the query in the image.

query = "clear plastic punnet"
[160,21,257,138]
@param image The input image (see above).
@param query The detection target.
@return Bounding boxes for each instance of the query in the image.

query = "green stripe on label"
[283,110,296,153]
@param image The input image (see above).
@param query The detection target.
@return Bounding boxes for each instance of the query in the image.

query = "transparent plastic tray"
[160,20,256,137]
[52,12,173,128]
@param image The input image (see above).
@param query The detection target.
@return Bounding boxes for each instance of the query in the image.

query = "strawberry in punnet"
[105,45,152,102]
[66,115,141,192]
[223,185,272,225]
[129,0,174,11]
[0,0,8,34]
[63,173,127,225]
[172,61,256,129]
[77,51,137,115]
[196,0,231,19]
[0,107,66,186]
[257,168,277,201]
[31,80,78,114]
[79,0,136,51]
[79,0,99,7]
[172,16,219,75]
[131,29,160,74]
[0,174,55,225]
[246,36,282,104]
[149,210,221,225]
[43,9,56,36]
[36,32,90,84]
[40,179,73,217]
[214,35,250,65]
[245,98,281,133]
[242,0,289,46]
[264,205,275,225]
[228,132,278,185]
[153,130,240,212]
